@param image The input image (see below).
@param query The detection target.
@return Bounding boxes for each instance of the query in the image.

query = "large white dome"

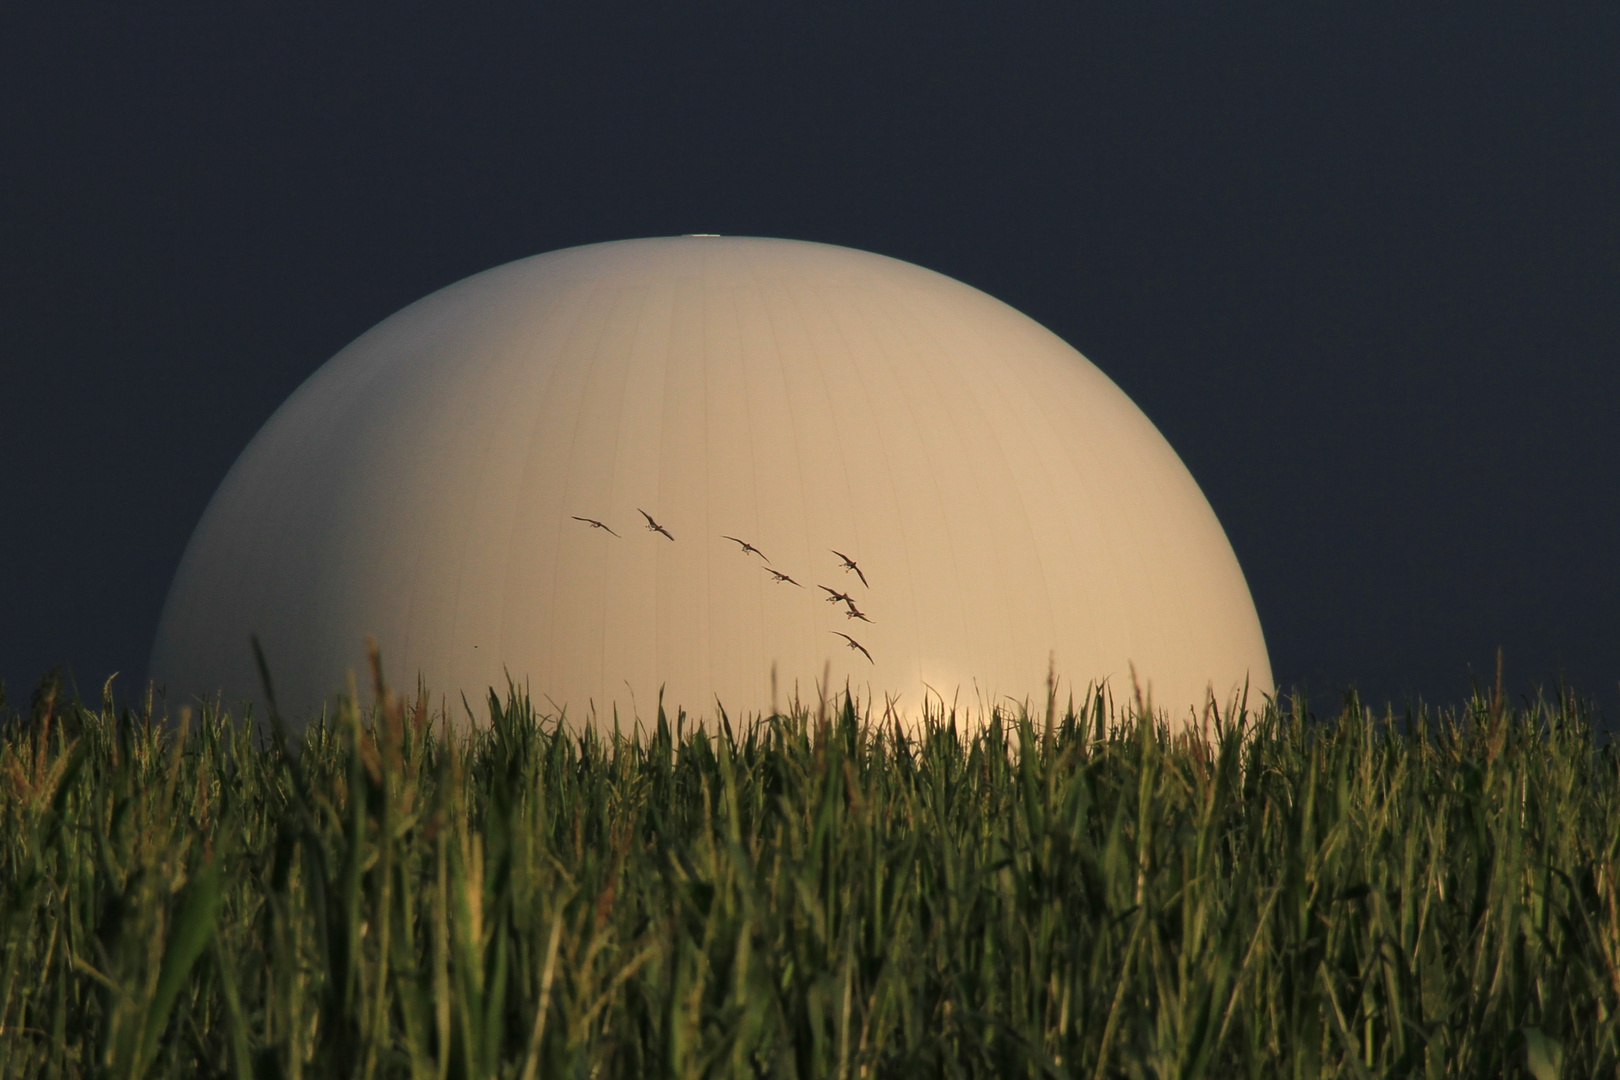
[151,237,1270,727]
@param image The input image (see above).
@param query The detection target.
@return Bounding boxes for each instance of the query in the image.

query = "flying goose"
[639,509,674,540]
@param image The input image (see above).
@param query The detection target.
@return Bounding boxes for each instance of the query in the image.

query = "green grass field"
[1,663,1615,1079]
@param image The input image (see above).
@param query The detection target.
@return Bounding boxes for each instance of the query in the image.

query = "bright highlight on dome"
[150,237,1271,726]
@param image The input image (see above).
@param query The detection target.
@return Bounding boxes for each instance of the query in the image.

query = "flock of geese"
[571,511,876,663]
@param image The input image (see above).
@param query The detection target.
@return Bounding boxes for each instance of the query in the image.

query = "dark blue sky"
[3,2,1616,715]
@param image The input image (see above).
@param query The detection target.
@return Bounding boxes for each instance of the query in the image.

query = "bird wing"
[853,565,868,588]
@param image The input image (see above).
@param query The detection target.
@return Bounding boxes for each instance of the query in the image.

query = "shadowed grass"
[0,668,1615,1078]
